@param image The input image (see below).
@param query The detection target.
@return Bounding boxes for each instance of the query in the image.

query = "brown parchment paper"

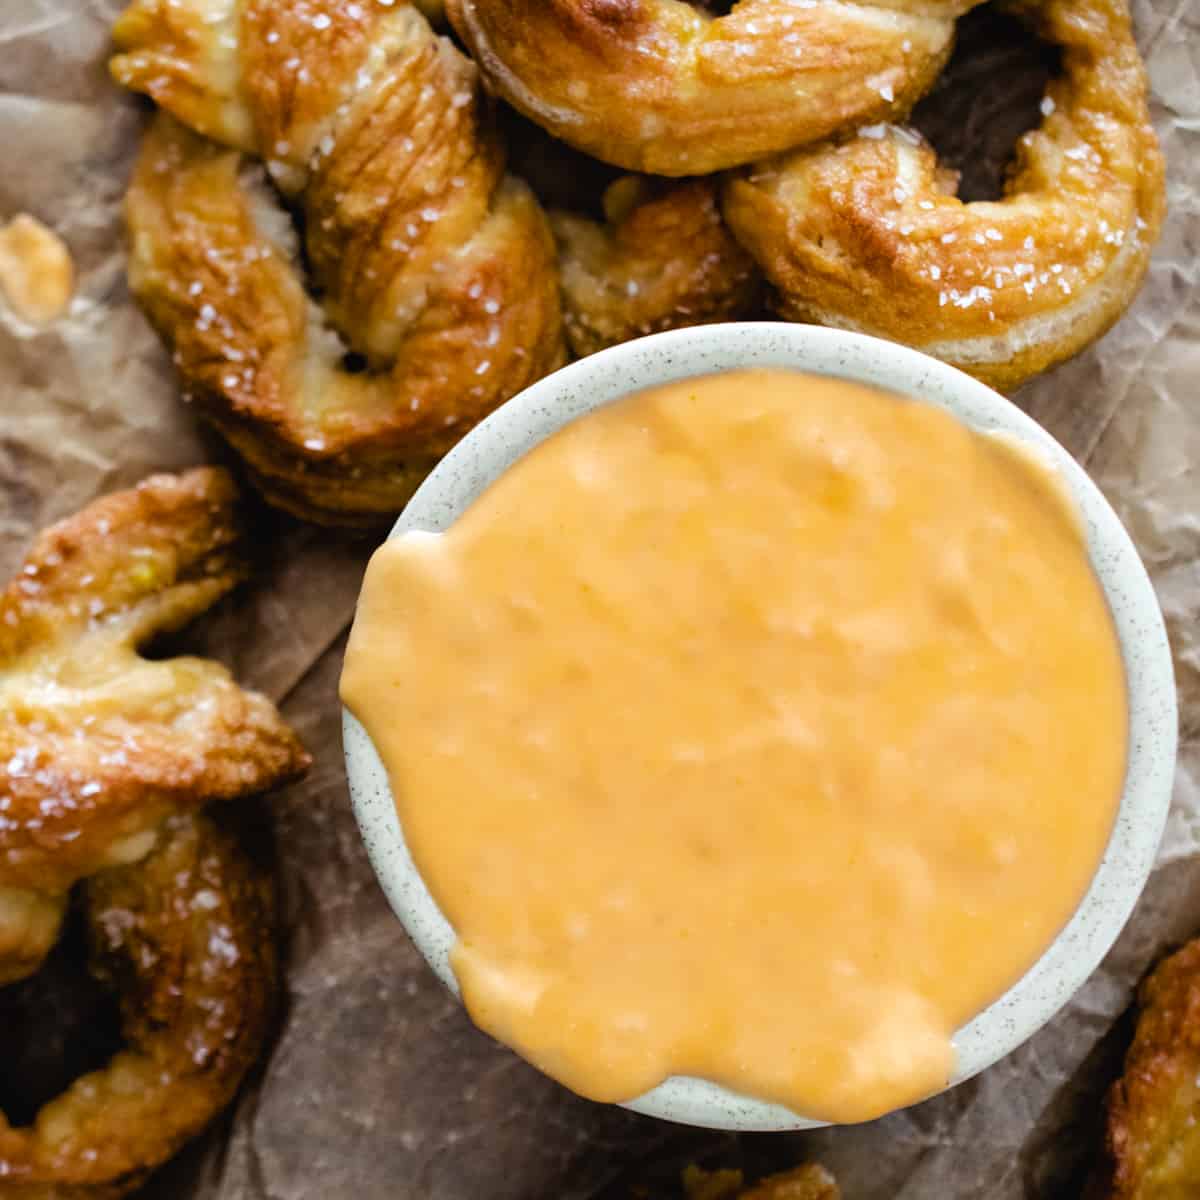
[1,1,1198,1196]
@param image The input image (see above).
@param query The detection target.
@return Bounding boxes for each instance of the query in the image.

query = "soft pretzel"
[0,468,308,985]
[111,0,564,526]
[682,1164,840,1200]
[724,0,1165,391]
[446,0,977,176]
[496,115,760,357]
[1088,938,1200,1199]
[0,812,276,1199]
[552,176,762,358]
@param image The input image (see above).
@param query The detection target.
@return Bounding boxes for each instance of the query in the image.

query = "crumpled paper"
[1,0,1197,1195]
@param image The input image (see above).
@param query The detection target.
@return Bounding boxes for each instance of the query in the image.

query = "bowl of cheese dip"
[340,323,1176,1131]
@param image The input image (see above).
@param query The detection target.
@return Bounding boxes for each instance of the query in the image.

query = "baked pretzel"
[682,1164,840,1200]
[552,176,762,358]
[111,0,564,525]
[0,468,308,985]
[446,0,977,176]
[0,811,276,1199]
[724,0,1165,391]
[1088,938,1200,1199]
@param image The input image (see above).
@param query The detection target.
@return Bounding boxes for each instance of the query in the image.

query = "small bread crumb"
[0,214,74,324]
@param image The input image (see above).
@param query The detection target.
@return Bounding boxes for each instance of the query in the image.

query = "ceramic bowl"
[342,322,1177,1131]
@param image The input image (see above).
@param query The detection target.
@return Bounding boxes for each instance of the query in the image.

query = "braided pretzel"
[0,812,276,1199]
[552,176,762,358]
[724,0,1165,391]
[111,0,564,526]
[0,469,308,985]
[446,0,978,176]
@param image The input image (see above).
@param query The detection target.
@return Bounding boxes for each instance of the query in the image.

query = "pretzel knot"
[724,0,1165,390]
[0,812,277,1199]
[0,468,308,985]
[111,0,565,526]
[446,0,978,175]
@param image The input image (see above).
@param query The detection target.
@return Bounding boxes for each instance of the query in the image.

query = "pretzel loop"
[723,0,1165,390]
[446,0,979,175]
[112,0,565,525]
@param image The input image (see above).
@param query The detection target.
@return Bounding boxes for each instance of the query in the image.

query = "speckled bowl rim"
[342,322,1177,1132]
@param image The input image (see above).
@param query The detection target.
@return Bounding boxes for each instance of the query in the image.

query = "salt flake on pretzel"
[447,0,979,176]
[0,468,308,985]
[111,0,564,525]
[724,0,1165,391]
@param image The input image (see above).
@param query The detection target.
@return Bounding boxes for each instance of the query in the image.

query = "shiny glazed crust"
[0,812,277,1199]
[447,0,975,175]
[1090,939,1200,1199]
[552,177,762,359]
[724,0,1165,392]
[112,0,564,526]
[0,469,308,982]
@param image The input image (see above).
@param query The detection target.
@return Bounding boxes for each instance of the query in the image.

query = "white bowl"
[342,323,1177,1131]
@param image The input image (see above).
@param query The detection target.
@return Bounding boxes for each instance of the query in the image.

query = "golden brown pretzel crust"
[724,0,1165,392]
[447,0,975,176]
[1090,938,1200,1199]
[552,177,762,359]
[0,812,277,1199]
[682,1164,840,1200]
[0,469,308,982]
[113,0,564,526]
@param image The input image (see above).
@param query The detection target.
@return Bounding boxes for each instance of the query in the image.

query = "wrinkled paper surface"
[1,0,1198,1195]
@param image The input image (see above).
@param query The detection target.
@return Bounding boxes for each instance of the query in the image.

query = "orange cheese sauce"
[340,370,1127,1123]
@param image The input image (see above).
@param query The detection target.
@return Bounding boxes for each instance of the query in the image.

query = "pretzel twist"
[724,0,1165,390]
[0,469,308,984]
[112,0,564,525]
[446,0,980,175]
